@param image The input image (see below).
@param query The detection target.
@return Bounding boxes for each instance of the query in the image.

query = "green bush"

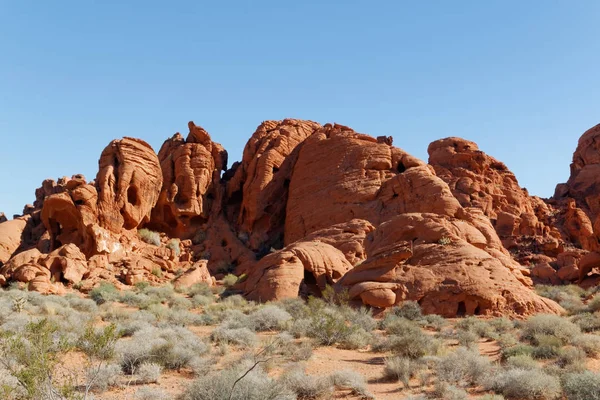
[139,228,161,246]
[247,305,292,332]
[506,354,538,370]
[433,382,468,400]
[280,366,333,399]
[222,274,239,287]
[563,371,600,400]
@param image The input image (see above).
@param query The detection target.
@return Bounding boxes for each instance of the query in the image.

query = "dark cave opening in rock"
[457,301,467,317]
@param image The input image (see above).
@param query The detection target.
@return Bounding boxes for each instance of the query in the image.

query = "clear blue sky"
[1,1,599,218]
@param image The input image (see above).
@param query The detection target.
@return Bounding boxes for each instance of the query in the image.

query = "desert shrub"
[456,329,479,349]
[456,316,495,338]
[169,296,193,310]
[139,228,161,246]
[276,298,310,320]
[573,313,600,332]
[247,305,292,331]
[391,301,423,321]
[436,347,493,386]
[191,294,215,308]
[375,325,441,359]
[339,328,372,350]
[86,363,121,392]
[383,317,421,336]
[536,284,587,301]
[588,296,600,312]
[322,284,350,306]
[329,369,374,399]
[489,368,561,400]
[502,343,534,360]
[116,326,208,374]
[211,326,258,348]
[506,354,539,370]
[342,306,377,332]
[489,317,514,333]
[479,395,505,400]
[280,366,334,399]
[184,282,214,297]
[179,360,294,400]
[573,334,600,356]
[0,319,73,399]
[433,382,468,400]
[521,314,581,345]
[531,334,563,359]
[65,295,98,313]
[136,386,170,400]
[382,356,422,387]
[423,314,447,331]
[166,238,181,256]
[563,371,600,400]
[90,282,120,304]
[136,362,162,383]
[557,346,586,368]
[306,307,355,346]
[222,274,239,287]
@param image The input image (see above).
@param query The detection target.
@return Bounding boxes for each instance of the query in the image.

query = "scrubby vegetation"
[4,283,600,398]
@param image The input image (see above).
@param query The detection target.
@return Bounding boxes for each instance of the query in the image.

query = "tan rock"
[173,260,213,288]
[0,218,27,263]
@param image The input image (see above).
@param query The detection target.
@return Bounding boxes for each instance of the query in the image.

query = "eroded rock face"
[0,218,28,263]
[428,137,564,261]
[97,137,163,232]
[0,212,7,223]
[225,119,322,251]
[150,122,227,238]
[241,124,559,317]
[338,214,560,316]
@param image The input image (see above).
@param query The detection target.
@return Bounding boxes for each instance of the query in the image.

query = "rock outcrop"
[428,137,563,261]
[10,118,600,317]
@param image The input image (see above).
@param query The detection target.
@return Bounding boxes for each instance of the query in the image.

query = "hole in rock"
[272,166,280,174]
[74,199,85,206]
[397,162,406,173]
[392,193,398,199]
[474,305,481,315]
[299,270,321,298]
[127,186,138,205]
[227,190,243,205]
[283,179,290,189]
[221,239,227,247]
[207,193,214,200]
[456,301,467,317]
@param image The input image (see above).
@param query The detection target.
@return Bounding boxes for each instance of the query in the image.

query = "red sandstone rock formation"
[428,137,564,260]
[9,118,600,317]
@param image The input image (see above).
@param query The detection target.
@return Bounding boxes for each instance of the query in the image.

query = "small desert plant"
[573,333,600,356]
[424,314,447,331]
[506,354,539,370]
[563,371,600,400]
[166,238,181,256]
[90,282,120,304]
[339,328,372,350]
[0,319,73,399]
[329,369,374,399]
[222,274,239,287]
[382,356,421,388]
[521,314,581,345]
[557,346,586,368]
[179,360,294,400]
[247,305,292,331]
[86,363,121,392]
[489,368,561,400]
[210,326,258,348]
[136,362,162,383]
[136,387,170,400]
[456,316,495,338]
[139,228,161,246]
[436,347,493,386]
[391,301,423,321]
[151,267,163,278]
[433,382,468,400]
[280,366,334,399]
[502,343,535,359]
[322,285,350,306]
[573,313,600,332]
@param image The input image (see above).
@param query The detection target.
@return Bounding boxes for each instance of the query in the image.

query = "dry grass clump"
[563,371,600,400]
[139,228,161,246]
